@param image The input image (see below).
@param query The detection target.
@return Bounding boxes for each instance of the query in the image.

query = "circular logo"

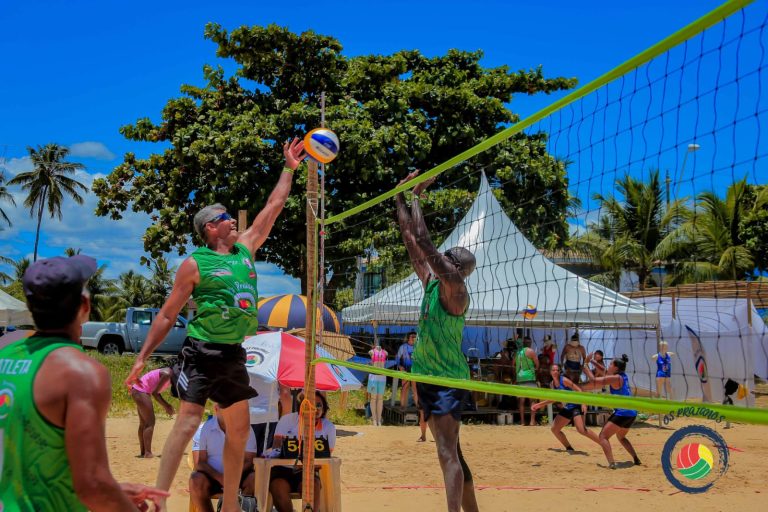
[0,388,14,420]
[676,443,714,480]
[245,348,265,367]
[661,425,729,493]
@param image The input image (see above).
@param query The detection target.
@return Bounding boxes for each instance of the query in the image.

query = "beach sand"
[106,415,767,511]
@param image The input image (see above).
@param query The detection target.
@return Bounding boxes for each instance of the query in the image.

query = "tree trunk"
[33,189,47,262]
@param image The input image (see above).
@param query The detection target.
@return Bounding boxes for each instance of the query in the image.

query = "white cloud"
[0,156,32,177]
[68,141,116,161]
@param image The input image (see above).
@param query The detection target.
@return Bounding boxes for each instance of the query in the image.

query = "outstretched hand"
[284,138,307,170]
[398,170,435,197]
[120,482,170,511]
[125,359,145,389]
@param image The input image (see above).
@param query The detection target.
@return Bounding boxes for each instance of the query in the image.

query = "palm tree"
[8,144,88,261]
[0,171,15,228]
[573,170,689,290]
[146,257,176,307]
[656,178,759,283]
[102,271,152,321]
[0,255,13,284]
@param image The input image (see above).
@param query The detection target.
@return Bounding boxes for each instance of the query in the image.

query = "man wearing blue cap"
[0,255,168,511]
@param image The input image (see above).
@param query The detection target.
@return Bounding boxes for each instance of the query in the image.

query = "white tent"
[343,173,658,328]
[0,289,32,327]
[580,297,766,406]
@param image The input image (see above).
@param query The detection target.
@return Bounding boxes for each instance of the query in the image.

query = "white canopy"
[0,289,32,327]
[580,297,766,406]
[343,173,658,328]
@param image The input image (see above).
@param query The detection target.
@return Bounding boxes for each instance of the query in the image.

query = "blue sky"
[0,0,755,293]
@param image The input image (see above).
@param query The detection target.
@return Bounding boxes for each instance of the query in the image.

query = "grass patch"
[92,352,369,425]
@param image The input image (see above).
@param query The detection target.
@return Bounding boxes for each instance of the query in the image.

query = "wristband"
[283,166,295,175]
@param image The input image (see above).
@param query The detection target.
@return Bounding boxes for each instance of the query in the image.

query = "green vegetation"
[92,23,577,294]
[572,174,768,290]
[93,352,368,425]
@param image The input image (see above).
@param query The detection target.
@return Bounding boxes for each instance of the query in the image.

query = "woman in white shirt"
[267,391,336,512]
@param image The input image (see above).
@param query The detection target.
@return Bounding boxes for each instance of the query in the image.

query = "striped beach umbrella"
[257,294,341,333]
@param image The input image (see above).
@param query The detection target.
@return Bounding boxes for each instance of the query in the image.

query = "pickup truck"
[81,307,188,355]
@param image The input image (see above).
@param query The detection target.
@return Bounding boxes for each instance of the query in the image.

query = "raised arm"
[125,257,198,387]
[239,138,306,255]
[408,178,468,316]
[396,172,430,285]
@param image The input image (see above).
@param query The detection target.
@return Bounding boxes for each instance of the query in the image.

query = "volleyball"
[676,443,714,480]
[304,128,340,164]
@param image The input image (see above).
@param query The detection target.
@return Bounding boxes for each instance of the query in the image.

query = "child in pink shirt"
[130,367,174,457]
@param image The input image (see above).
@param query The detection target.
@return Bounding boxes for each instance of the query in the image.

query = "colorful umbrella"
[257,294,341,333]
[242,331,361,391]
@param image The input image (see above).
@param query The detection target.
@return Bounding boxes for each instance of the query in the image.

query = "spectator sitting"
[267,391,336,512]
[190,404,257,512]
[540,335,557,368]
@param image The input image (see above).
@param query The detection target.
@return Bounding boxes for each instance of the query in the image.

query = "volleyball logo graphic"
[676,443,714,480]
[661,425,729,493]
[304,128,340,164]
[695,356,708,383]
[0,389,13,420]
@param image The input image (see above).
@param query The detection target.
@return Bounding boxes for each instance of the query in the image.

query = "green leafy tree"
[738,184,768,274]
[657,179,763,283]
[145,256,176,307]
[8,144,88,261]
[101,270,152,321]
[573,170,689,291]
[93,24,577,293]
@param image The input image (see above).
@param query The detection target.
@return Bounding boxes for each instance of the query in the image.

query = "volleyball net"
[311,0,768,425]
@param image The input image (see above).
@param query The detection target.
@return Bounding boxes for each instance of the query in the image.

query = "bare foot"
[417,436,426,442]
[142,452,155,458]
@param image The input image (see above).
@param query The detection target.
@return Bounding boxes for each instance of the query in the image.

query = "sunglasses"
[208,212,232,223]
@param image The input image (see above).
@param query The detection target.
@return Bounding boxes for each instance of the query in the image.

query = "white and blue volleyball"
[304,128,340,164]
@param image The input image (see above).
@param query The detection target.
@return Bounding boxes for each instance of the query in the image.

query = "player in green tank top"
[514,336,540,426]
[125,137,306,512]
[0,255,167,511]
[395,171,479,512]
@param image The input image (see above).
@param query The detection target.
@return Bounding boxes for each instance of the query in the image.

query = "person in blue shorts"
[651,341,675,400]
[533,364,600,452]
[582,354,642,469]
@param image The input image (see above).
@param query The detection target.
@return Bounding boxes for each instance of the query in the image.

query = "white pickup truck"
[80,307,188,355]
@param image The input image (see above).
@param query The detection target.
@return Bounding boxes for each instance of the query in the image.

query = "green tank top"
[0,336,87,512]
[188,242,260,344]
[515,347,536,382]
[411,279,470,380]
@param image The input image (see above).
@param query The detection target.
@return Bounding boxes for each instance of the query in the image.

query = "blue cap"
[22,255,97,308]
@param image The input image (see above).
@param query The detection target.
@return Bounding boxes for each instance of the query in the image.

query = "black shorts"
[557,407,583,423]
[416,383,474,422]
[199,468,254,495]
[608,413,636,429]
[171,337,257,408]
[270,466,320,493]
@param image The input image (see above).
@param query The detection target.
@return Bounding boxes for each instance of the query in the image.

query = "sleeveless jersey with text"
[0,336,87,512]
[412,279,470,380]
[188,242,259,344]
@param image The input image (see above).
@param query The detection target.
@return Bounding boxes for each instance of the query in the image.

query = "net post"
[746,281,753,327]
[302,157,319,511]
[238,210,247,233]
